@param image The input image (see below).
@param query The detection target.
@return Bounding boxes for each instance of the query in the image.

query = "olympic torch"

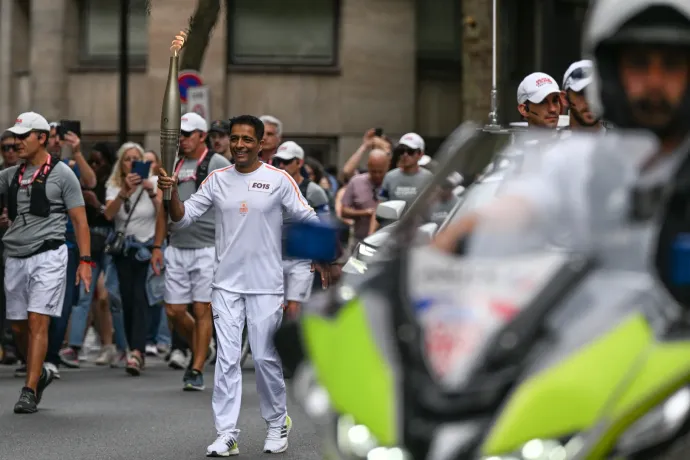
[160,30,186,201]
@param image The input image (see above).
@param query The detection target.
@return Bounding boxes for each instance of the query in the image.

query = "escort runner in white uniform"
[152,112,231,391]
[158,115,324,457]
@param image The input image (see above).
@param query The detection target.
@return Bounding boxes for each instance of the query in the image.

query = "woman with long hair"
[103,142,160,375]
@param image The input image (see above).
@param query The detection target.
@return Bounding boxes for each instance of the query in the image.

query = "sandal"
[125,352,144,376]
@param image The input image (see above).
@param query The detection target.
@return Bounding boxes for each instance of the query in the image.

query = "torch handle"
[160,128,179,202]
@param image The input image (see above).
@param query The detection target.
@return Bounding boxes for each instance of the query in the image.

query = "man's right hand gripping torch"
[160,30,187,203]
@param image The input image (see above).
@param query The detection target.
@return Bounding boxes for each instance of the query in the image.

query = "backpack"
[8,155,62,221]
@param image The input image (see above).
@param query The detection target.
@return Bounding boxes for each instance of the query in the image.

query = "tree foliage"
[180,0,221,71]
[145,0,221,72]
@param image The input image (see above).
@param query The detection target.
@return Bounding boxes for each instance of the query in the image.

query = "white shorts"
[282,259,313,303]
[5,245,68,320]
[164,246,215,304]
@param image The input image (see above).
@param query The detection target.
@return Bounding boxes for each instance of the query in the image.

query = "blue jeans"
[46,245,79,366]
[68,253,127,351]
[157,307,171,346]
[146,302,171,346]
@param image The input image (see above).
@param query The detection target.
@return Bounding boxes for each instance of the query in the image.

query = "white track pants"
[211,289,287,438]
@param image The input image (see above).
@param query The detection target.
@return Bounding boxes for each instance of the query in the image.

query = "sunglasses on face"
[14,131,33,141]
[180,130,197,138]
[272,157,296,167]
[1,145,16,153]
[396,147,418,156]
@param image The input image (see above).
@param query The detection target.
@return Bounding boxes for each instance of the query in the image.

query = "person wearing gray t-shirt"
[150,112,231,391]
[1,112,91,414]
[373,132,433,233]
[273,141,330,319]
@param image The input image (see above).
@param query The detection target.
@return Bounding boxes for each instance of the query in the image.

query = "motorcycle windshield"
[406,130,664,391]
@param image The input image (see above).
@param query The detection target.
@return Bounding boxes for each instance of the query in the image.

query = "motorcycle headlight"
[335,414,412,460]
[358,243,377,258]
[294,364,412,460]
[481,436,584,460]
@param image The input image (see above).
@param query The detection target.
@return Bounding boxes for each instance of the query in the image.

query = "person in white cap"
[371,132,433,233]
[517,72,563,129]
[273,141,331,319]
[0,112,92,413]
[151,112,231,391]
[158,115,330,456]
[562,60,605,131]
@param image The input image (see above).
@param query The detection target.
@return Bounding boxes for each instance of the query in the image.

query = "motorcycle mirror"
[375,201,406,224]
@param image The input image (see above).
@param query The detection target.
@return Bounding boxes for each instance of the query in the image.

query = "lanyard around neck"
[175,148,208,183]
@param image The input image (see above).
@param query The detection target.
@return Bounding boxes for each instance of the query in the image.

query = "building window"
[416,0,462,78]
[227,0,339,68]
[80,0,149,65]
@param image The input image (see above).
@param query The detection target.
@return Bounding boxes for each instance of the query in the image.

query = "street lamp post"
[118,0,130,147]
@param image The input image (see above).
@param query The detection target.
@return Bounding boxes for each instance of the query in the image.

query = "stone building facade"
[0,0,588,166]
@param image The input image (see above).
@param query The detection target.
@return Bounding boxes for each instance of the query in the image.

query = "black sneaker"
[14,387,38,414]
[36,367,55,405]
[183,369,205,391]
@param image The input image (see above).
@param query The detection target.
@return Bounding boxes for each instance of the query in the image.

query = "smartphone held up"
[131,160,152,179]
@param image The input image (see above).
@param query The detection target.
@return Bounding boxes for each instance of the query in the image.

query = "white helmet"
[583,0,690,134]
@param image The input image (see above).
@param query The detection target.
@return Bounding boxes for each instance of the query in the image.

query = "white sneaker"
[145,344,158,356]
[206,433,239,457]
[264,415,292,453]
[44,362,61,380]
[168,349,189,370]
[95,345,117,366]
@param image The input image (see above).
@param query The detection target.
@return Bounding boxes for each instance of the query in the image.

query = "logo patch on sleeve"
[248,180,272,193]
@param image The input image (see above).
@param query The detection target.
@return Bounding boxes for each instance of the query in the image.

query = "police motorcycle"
[280,118,690,460]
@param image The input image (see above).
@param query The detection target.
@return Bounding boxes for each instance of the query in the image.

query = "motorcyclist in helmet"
[433,0,690,253]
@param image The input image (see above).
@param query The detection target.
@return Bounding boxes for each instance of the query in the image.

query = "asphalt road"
[0,356,321,460]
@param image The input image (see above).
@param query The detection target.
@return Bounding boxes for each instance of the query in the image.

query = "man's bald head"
[367,149,390,186]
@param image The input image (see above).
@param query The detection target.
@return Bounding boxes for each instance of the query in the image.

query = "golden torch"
[160,30,187,201]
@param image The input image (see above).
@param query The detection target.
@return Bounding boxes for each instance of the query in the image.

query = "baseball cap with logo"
[209,119,230,135]
[274,141,304,161]
[398,133,425,151]
[517,72,561,104]
[563,60,594,93]
[7,112,51,135]
[180,112,208,133]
